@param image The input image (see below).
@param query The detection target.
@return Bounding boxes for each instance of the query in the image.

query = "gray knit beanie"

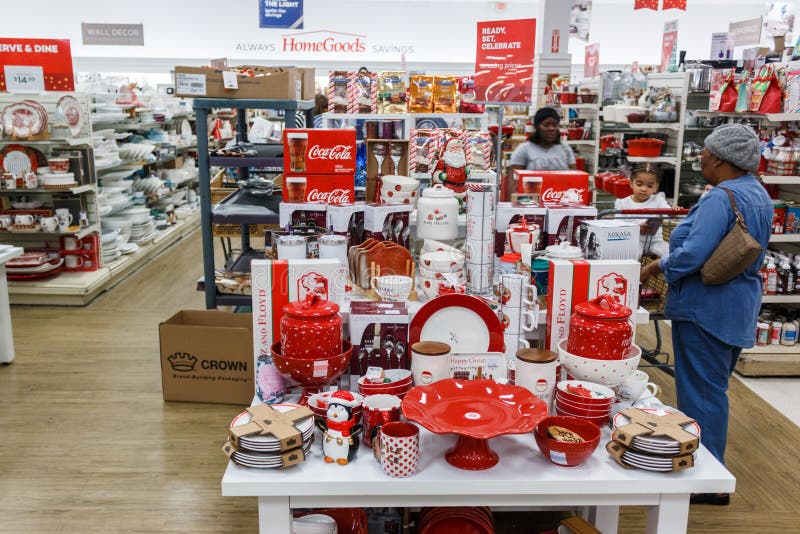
[704,123,761,172]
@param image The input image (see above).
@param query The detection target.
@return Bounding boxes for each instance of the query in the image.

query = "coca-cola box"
[495,202,547,258]
[514,170,591,206]
[282,174,355,205]
[283,128,357,175]
[363,203,414,249]
[544,205,598,247]
[326,202,366,248]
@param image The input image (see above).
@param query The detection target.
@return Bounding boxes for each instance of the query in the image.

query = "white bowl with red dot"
[558,339,641,387]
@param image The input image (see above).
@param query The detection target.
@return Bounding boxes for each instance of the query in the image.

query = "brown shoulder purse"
[700,187,763,285]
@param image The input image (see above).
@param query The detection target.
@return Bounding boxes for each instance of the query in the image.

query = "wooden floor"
[2,230,799,533]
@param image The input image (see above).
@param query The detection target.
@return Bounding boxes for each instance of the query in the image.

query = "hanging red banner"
[0,38,74,92]
[662,0,687,10]
[584,43,600,78]
[634,0,659,10]
[474,18,537,103]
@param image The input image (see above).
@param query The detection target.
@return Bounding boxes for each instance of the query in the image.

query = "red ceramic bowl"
[554,406,609,427]
[556,380,615,406]
[612,178,633,199]
[271,341,352,388]
[555,397,611,417]
[627,138,665,157]
[533,415,602,467]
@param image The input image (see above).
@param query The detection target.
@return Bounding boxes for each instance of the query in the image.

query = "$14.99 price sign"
[0,38,74,92]
[474,19,536,103]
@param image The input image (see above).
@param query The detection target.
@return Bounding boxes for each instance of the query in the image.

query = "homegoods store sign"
[234,30,416,57]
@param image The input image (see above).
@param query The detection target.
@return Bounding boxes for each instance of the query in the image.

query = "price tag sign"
[222,70,239,90]
[4,65,45,93]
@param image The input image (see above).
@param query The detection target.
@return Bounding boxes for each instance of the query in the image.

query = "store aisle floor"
[2,231,799,533]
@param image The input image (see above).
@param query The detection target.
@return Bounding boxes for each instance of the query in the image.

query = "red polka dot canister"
[566,295,633,361]
[280,292,342,359]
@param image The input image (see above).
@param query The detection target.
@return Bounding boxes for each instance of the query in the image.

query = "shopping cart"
[597,207,690,375]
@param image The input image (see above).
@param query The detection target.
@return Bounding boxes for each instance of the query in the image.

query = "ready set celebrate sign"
[474,18,537,103]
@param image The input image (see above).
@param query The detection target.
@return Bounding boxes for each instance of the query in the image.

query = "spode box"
[579,220,640,260]
[348,302,410,381]
[515,170,591,205]
[495,202,547,257]
[159,310,254,405]
[545,204,598,246]
[545,259,641,353]
[251,259,348,400]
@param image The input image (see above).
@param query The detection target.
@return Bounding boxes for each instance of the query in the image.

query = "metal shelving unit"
[194,98,314,309]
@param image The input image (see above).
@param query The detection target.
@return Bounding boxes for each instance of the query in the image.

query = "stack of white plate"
[228,404,315,469]
[102,239,121,263]
[611,408,701,472]
[128,219,157,243]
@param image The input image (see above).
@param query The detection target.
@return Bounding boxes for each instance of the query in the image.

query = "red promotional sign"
[584,43,600,78]
[474,18,536,103]
[283,129,357,175]
[660,20,679,73]
[0,38,74,92]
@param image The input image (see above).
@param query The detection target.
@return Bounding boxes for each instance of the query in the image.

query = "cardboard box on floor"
[159,310,254,405]
[174,66,315,100]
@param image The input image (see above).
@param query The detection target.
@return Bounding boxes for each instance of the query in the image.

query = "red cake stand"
[402,378,548,470]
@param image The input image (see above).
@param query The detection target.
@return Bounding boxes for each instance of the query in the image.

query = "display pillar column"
[534,0,572,107]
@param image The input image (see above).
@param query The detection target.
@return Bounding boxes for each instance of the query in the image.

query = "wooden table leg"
[646,493,690,534]
[258,496,292,534]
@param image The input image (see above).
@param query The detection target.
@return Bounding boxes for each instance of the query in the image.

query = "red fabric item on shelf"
[634,0,659,10]
[662,0,687,9]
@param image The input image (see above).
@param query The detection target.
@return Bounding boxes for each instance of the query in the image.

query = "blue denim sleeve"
[658,191,731,284]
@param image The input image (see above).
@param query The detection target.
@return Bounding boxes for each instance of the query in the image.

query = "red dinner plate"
[409,294,504,353]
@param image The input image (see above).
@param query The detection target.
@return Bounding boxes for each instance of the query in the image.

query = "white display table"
[222,426,735,534]
[0,245,23,364]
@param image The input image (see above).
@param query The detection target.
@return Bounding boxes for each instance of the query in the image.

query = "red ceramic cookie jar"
[280,293,342,359]
[566,295,633,361]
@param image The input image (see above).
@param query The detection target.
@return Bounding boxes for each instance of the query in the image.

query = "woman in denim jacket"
[641,124,772,505]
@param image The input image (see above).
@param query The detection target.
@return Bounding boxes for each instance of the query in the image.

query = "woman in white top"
[504,107,576,200]
[614,162,672,257]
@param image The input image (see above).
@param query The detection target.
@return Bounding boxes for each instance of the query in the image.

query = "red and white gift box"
[282,129,357,205]
[251,258,349,374]
[495,202,547,257]
[514,170,591,206]
[544,204,597,247]
[363,203,414,249]
[283,129,357,175]
[545,259,640,353]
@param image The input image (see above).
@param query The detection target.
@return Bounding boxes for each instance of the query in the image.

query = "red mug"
[361,394,402,446]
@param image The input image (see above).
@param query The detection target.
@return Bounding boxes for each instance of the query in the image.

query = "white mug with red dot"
[374,421,419,478]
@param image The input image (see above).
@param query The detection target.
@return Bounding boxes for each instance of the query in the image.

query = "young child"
[614,162,672,258]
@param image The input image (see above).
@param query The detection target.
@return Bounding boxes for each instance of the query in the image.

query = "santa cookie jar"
[317,390,363,465]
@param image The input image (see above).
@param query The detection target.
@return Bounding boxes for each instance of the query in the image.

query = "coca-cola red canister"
[566,295,633,360]
[280,293,342,359]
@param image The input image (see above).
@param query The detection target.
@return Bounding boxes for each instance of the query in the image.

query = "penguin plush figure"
[317,391,362,465]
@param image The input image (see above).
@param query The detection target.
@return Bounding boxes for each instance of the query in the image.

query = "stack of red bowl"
[418,506,494,534]
[357,369,413,398]
[554,380,615,428]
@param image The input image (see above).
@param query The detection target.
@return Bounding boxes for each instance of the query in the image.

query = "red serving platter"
[409,294,504,353]
[402,379,548,470]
